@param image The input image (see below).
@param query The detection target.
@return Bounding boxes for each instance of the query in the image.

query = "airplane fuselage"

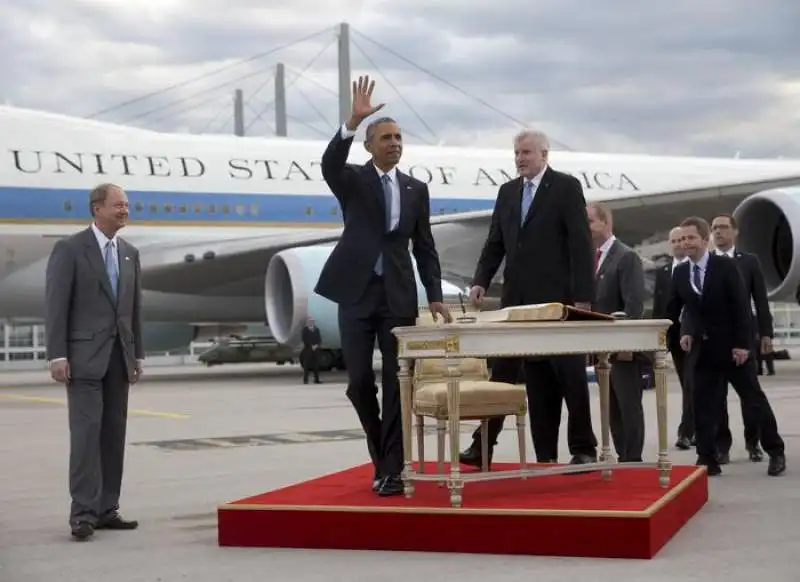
[3,105,800,323]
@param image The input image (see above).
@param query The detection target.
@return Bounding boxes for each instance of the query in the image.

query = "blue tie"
[520,181,534,225]
[692,264,702,293]
[374,174,393,275]
[105,241,119,297]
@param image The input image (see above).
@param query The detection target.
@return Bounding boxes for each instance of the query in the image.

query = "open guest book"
[474,302,616,323]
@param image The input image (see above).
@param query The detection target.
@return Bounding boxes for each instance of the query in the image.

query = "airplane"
[1,104,800,370]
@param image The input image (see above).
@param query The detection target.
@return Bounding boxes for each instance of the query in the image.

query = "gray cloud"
[2,0,800,157]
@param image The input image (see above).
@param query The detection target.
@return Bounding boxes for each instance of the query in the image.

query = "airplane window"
[63,201,72,212]
[134,202,144,212]
[193,204,202,213]
[330,206,338,215]
[149,203,158,213]
[208,204,216,213]
[305,206,313,215]
[235,204,245,215]
[178,204,187,213]
[164,204,173,213]
[249,204,258,215]
[222,204,230,214]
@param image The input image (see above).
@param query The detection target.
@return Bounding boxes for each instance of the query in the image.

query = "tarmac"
[0,360,799,582]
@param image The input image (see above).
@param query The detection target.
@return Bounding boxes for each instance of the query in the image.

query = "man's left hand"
[761,336,773,354]
[133,359,143,384]
[429,302,453,323]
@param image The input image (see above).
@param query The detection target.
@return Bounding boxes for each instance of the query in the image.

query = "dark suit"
[468,166,597,462]
[44,225,143,526]
[301,325,322,383]
[315,127,443,480]
[592,239,646,462]
[716,249,774,454]
[652,259,692,440]
[667,253,783,466]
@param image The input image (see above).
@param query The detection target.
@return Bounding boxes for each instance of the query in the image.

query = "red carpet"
[218,462,708,559]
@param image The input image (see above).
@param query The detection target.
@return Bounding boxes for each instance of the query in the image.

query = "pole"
[337,22,351,126]
[275,63,287,136]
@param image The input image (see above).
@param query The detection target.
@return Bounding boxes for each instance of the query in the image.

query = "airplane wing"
[136,173,800,297]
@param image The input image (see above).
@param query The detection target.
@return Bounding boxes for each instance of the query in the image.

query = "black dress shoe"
[696,457,722,476]
[716,451,730,465]
[675,436,691,450]
[746,444,764,462]
[690,435,696,447]
[372,472,384,492]
[96,512,138,530]
[569,453,597,464]
[767,454,786,476]
[377,475,404,497]
[459,446,491,470]
[71,521,94,541]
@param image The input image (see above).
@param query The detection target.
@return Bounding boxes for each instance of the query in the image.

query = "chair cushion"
[413,380,527,419]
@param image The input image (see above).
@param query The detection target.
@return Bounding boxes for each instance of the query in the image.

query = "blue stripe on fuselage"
[0,186,495,225]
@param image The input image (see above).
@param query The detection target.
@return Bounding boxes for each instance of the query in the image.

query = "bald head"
[668,226,685,259]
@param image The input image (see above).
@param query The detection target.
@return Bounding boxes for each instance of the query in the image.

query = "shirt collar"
[91,223,117,247]
[715,246,735,257]
[524,165,547,187]
[691,251,710,270]
[672,256,688,267]
[373,164,398,183]
[598,235,616,254]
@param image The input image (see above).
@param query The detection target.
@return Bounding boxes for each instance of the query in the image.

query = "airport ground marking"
[0,393,189,419]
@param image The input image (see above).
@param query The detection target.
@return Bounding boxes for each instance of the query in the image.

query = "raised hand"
[350,75,385,123]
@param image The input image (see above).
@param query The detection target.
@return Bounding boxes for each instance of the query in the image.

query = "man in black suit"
[315,76,452,497]
[652,226,692,449]
[300,318,322,384]
[588,202,647,462]
[667,216,785,477]
[459,128,598,466]
[711,213,774,464]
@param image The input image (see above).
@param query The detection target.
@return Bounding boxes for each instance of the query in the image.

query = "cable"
[196,98,234,134]
[283,66,339,97]
[245,36,336,133]
[285,113,331,138]
[351,37,438,144]
[293,85,335,131]
[119,67,275,125]
[85,26,334,119]
[353,29,573,150]
[140,92,233,129]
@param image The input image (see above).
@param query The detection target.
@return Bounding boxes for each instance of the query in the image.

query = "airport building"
[3,300,800,370]
[0,321,213,370]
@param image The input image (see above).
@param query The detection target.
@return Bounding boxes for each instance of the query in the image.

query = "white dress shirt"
[595,235,616,273]
[92,222,119,272]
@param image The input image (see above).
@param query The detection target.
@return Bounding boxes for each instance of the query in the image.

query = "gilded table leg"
[595,353,614,479]
[654,349,672,488]
[398,357,415,498]
[445,358,463,507]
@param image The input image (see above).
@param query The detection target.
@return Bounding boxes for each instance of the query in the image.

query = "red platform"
[217,462,708,559]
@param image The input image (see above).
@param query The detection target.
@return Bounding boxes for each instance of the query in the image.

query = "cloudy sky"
[3,0,800,157]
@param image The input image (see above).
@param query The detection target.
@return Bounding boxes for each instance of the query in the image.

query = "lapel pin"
[125,256,130,261]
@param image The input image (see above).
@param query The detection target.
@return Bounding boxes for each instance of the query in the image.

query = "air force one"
[1,105,800,366]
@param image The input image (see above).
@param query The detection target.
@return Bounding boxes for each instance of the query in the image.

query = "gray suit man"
[45,183,143,542]
[588,202,647,462]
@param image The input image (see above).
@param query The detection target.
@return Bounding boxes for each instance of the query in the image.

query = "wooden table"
[392,317,673,508]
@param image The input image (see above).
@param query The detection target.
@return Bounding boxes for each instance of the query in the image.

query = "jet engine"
[733,187,800,302]
[264,244,465,350]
